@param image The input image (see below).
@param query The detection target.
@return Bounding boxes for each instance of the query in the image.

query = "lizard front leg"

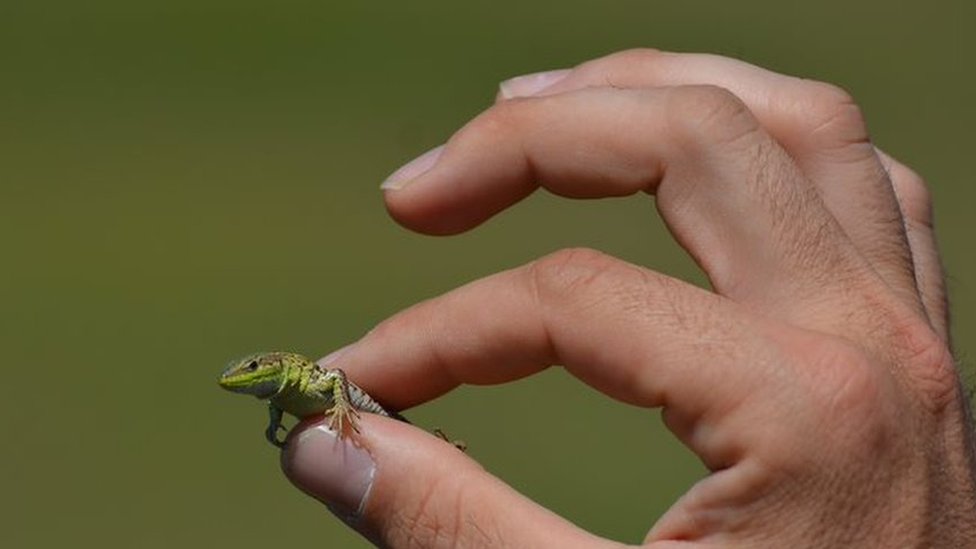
[265,403,287,448]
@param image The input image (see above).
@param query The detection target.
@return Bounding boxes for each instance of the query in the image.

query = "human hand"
[282,50,976,547]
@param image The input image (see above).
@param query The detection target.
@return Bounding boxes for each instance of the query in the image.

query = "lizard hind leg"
[323,369,361,438]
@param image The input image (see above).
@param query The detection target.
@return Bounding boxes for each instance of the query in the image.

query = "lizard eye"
[246,360,259,371]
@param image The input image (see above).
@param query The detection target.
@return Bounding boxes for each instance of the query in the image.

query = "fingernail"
[498,69,571,99]
[381,145,445,191]
[282,425,377,521]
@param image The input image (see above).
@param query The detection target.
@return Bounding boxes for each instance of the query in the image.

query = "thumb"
[281,414,616,549]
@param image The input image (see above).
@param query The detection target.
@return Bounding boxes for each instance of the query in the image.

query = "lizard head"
[219,352,304,399]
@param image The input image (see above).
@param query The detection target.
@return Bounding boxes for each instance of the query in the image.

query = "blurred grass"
[0,1,971,547]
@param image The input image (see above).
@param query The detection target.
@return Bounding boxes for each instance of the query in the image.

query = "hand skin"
[280,49,976,548]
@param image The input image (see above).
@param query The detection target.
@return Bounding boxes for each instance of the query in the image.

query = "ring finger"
[498,49,926,320]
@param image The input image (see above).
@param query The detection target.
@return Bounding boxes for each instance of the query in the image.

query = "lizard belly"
[271,389,331,419]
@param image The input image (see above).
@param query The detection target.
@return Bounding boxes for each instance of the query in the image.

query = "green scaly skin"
[219,351,409,448]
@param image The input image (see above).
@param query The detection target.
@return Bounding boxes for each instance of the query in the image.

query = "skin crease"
[280,49,976,548]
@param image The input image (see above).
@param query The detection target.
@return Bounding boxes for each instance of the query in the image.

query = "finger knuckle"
[799,81,869,145]
[885,313,957,413]
[800,313,957,443]
[802,337,897,441]
[599,47,665,69]
[463,99,529,141]
[528,247,625,301]
[527,249,694,352]
[667,84,762,150]
[573,48,663,83]
[807,81,857,111]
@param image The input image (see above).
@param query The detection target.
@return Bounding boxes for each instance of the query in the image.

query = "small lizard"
[219,351,462,449]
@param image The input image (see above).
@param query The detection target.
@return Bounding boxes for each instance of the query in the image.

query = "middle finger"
[383,85,878,333]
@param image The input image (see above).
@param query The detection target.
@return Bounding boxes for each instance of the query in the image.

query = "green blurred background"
[1,1,971,547]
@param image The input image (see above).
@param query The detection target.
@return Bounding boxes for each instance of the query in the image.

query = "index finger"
[325,249,792,470]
